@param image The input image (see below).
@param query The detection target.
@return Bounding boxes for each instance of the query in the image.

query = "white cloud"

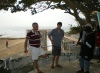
[0,9,78,28]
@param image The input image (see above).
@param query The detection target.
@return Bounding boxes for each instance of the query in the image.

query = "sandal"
[51,65,54,69]
[55,65,62,68]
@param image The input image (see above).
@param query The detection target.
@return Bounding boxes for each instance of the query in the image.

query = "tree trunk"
[64,0,86,27]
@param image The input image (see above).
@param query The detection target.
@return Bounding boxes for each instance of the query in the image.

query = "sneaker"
[77,70,84,73]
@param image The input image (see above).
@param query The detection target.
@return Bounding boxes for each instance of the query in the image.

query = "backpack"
[95,31,100,46]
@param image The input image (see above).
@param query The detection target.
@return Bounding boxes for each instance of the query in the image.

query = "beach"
[0,28,51,59]
[0,26,71,59]
[0,38,25,59]
[0,35,77,59]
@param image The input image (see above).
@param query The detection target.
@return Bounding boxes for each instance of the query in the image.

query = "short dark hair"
[32,22,38,26]
[57,22,62,26]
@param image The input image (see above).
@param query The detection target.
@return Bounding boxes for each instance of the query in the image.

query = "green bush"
[67,26,81,35]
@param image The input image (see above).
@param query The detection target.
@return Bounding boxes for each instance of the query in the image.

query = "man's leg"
[29,46,43,73]
[33,59,41,73]
[55,56,59,66]
[84,59,90,73]
[51,45,57,68]
[79,57,84,70]
[77,56,84,73]
[6,44,8,47]
[51,56,56,68]
[55,48,62,67]
[55,56,63,68]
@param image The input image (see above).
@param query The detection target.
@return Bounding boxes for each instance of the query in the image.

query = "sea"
[0,26,69,51]
[0,26,69,38]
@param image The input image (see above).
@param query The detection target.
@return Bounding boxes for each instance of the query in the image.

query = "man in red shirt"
[6,40,8,48]
[24,22,46,73]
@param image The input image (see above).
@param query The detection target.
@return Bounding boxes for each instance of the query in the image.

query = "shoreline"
[0,38,25,39]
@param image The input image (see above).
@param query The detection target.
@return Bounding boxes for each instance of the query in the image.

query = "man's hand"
[76,42,79,46]
[76,42,82,45]
[24,39,28,53]
[24,49,28,53]
[48,36,54,44]
[51,40,54,44]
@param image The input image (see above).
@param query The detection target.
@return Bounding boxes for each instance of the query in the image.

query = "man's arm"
[62,30,64,39]
[76,31,82,45]
[62,36,64,40]
[48,35,54,44]
[48,30,54,44]
[24,38,28,53]
[77,36,81,43]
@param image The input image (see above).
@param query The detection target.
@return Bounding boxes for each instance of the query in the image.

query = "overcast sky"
[0,9,85,29]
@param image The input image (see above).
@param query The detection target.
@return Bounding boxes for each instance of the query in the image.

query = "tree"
[0,0,100,27]
[67,26,81,35]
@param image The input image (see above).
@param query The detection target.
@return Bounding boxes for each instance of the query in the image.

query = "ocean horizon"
[0,26,69,38]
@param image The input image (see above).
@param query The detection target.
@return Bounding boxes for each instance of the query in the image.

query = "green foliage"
[67,26,81,35]
[20,0,36,7]
[0,0,100,27]
[0,0,99,14]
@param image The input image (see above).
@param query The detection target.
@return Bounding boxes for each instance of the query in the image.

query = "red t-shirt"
[6,41,8,45]
[26,30,41,48]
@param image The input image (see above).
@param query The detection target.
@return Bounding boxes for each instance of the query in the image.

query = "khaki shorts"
[29,46,45,61]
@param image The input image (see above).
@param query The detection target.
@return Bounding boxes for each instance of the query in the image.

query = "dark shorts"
[52,45,61,56]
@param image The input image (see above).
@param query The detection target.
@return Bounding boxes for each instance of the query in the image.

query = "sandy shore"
[0,36,77,59]
[0,38,25,59]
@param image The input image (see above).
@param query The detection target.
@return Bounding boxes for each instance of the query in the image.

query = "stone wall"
[1,56,33,73]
